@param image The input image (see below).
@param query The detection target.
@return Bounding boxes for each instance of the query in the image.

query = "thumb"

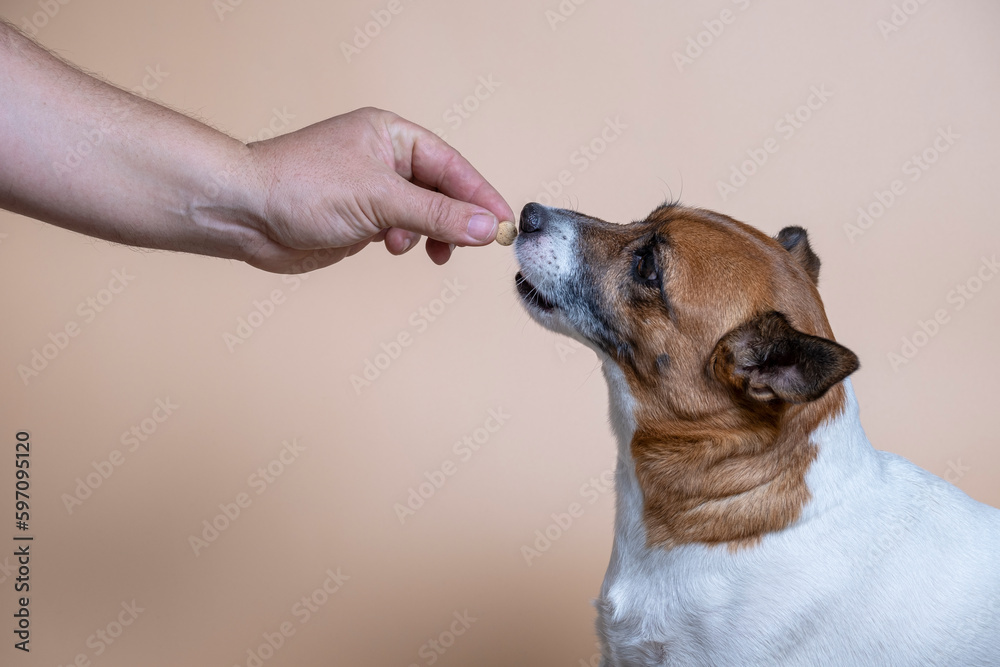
[376,178,500,246]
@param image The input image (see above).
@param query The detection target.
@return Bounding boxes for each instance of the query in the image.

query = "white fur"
[596,374,1000,667]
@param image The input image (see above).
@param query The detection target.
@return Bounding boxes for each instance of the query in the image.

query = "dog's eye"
[633,250,659,285]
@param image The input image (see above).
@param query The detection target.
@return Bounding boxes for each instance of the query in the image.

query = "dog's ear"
[775,226,820,285]
[711,311,859,404]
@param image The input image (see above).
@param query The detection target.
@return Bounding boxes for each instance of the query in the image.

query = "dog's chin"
[515,271,565,331]
[515,272,602,354]
[515,272,556,312]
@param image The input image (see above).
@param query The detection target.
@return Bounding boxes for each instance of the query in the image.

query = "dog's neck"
[602,360,863,553]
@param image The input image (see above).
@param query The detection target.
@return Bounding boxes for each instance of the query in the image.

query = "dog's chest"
[595,378,1000,666]
[597,534,795,666]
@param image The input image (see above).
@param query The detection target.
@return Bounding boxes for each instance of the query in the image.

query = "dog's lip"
[515,272,556,312]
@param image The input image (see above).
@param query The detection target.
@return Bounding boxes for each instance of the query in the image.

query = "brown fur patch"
[574,205,852,548]
[631,385,845,549]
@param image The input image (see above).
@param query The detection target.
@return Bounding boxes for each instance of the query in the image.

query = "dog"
[512,202,1000,666]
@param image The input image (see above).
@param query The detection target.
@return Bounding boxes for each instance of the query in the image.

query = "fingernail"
[400,237,413,252]
[467,214,497,242]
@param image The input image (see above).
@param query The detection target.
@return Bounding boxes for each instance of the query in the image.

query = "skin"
[0,20,514,272]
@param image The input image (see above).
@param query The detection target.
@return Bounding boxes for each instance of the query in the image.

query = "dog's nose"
[519,202,546,234]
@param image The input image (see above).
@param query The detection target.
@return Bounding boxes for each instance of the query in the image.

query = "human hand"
[239,107,514,273]
[0,24,513,274]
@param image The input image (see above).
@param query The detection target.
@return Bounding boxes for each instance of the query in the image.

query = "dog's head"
[514,202,860,546]
[514,202,858,417]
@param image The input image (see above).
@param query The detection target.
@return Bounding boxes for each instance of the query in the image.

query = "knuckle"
[423,195,456,235]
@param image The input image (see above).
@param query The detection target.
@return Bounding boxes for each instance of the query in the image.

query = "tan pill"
[496,221,518,246]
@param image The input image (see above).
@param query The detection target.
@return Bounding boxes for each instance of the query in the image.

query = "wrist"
[185,140,274,263]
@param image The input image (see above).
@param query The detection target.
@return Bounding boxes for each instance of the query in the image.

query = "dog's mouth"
[515,272,556,312]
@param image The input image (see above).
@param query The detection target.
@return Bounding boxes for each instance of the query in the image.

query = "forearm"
[0,21,264,259]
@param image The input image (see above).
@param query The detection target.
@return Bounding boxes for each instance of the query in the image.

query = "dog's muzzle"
[514,203,558,312]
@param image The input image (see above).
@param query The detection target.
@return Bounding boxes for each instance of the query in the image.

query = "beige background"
[1,0,998,665]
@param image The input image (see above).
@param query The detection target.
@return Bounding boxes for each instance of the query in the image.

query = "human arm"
[0,20,513,271]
